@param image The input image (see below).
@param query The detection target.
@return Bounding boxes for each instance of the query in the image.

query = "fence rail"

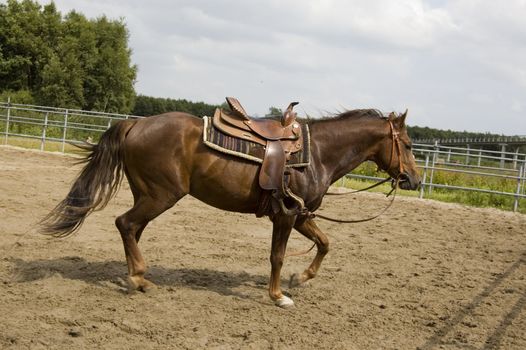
[0,99,140,152]
[414,136,526,146]
[1,101,525,211]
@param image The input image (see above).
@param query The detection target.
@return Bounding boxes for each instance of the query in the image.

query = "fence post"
[499,143,507,168]
[477,150,482,167]
[4,96,10,145]
[61,109,68,153]
[428,143,438,195]
[465,144,470,165]
[513,164,523,212]
[41,112,48,151]
[419,153,430,199]
[513,148,519,170]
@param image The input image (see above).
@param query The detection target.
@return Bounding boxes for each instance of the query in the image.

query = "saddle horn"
[282,101,299,127]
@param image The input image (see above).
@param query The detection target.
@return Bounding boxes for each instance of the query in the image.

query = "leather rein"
[313,119,405,224]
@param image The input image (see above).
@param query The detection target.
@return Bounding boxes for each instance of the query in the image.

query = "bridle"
[313,118,406,223]
[387,118,405,181]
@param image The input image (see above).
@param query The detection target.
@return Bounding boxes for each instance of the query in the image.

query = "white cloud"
[304,0,457,49]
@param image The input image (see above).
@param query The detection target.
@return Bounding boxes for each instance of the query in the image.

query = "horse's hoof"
[137,280,156,293]
[128,276,156,293]
[275,295,295,308]
[289,273,303,288]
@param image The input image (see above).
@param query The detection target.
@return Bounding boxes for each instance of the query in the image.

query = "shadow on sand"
[7,256,270,300]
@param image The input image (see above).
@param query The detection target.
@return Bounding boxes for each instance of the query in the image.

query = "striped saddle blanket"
[202,116,310,167]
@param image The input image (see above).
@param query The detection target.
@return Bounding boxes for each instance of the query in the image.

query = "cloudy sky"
[36,0,525,134]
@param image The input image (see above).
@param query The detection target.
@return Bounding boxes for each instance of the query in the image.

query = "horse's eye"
[405,143,412,150]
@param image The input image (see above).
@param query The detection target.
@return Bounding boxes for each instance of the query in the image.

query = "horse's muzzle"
[397,173,421,191]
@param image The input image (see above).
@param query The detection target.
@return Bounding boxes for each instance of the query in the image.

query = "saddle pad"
[203,116,310,167]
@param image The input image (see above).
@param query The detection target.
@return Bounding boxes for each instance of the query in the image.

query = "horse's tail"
[40,119,137,237]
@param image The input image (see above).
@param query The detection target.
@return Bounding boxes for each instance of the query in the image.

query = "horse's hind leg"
[115,195,178,291]
[289,218,329,288]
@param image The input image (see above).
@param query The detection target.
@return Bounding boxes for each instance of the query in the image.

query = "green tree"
[265,106,282,117]
[83,16,136,113]
[0,0,54,91]
[0,0,136,113]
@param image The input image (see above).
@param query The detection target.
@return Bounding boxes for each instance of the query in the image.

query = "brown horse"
[41,108,421,307]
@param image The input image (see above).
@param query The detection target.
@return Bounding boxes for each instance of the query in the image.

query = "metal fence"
[414,136,526,145]
[0,99,140,152]
[348,143,526,211]
[1,101,525,211]
[417,144,525,211]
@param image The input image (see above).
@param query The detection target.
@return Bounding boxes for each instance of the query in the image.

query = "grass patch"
[1,135,85,154]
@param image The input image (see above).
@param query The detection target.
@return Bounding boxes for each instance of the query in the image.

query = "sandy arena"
[1,146,525,349]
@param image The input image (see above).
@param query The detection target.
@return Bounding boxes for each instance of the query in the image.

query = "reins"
[313,177,400,223]
[325,176,392,196]
[313,119,404,224]
[286,176,401,257]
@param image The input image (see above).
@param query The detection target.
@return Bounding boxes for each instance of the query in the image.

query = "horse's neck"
[310,117,384,184]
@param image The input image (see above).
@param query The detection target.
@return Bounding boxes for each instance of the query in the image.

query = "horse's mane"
[262,108,386,126]
[306,109,385,125]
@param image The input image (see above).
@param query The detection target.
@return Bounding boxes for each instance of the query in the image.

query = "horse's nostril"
[399,173,409,182]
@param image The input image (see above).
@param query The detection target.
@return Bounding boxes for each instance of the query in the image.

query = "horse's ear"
[396,109,408,127]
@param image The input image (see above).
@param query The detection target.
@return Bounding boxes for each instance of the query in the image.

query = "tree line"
[406,125,502,141]
[132,95,220,118]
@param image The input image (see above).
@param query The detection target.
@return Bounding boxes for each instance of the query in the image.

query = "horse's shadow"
[7,256,269,299]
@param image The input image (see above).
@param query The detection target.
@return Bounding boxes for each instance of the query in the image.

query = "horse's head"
[372,110,421,190]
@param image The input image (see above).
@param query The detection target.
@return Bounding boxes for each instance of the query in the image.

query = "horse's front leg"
[289,218,329,288]
[269,215,295,308]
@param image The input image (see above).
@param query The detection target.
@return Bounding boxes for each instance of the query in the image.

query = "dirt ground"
[1,146,525,350]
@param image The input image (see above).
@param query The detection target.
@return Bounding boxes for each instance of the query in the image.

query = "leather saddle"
[212,97,306,215]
